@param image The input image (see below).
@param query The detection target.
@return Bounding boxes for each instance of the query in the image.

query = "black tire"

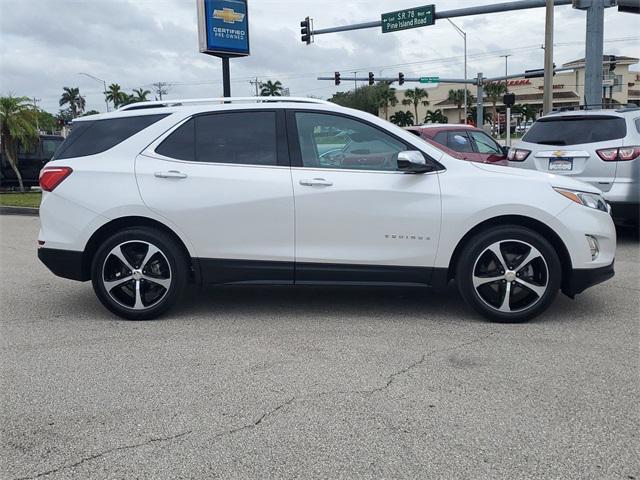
[456,225,561,323]
[91,227,188,320]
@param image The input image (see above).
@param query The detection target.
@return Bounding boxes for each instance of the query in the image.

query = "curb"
[0,206,39,216]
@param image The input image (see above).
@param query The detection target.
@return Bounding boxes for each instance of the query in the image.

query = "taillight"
[39,167,73,192]
[596,146,640,162]
[507,148,531,162]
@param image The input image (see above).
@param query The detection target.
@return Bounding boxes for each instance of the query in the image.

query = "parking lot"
[1,214,638,480]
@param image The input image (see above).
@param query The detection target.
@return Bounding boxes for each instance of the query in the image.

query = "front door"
[288,110,442,285]
[136,110,295,284]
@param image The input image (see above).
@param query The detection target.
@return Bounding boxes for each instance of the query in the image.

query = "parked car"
[508,108,640,223]
[406,124,509,165]
[0,134,63,187]
[38,97,615,322]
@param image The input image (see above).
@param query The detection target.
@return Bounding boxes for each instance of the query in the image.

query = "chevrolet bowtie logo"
[213,7,245,24]
[553,151,565,157]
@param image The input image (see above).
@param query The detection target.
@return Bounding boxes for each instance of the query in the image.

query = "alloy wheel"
[102,241,172,310]
[472,239,549,313]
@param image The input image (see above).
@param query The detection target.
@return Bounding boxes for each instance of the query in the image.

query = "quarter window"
[295,112,407,171]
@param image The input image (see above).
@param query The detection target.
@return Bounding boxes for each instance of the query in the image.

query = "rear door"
[520,115,626,191]
[136,110,295,284]
[467,130,507,163]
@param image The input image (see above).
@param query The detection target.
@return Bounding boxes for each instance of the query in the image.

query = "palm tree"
[260,80,283,97]
[402,88,429,122]
[447,89,469,123]
[390,110,414,127]
[0,96,38,191]
[377,82,398,120]
[484,82,508,133]
[105,83,126,109]
[132,88,151,102]
[424,109,448,124]
[59,87,86,118]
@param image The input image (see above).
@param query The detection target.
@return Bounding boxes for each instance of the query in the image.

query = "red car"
[405,124,509,165]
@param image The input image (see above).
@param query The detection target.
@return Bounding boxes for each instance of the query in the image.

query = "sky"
[1,0,639,114]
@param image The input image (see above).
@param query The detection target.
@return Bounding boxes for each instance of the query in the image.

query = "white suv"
[38,97,616,322]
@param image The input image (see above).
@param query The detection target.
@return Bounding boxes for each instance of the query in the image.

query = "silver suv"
[508,108,640,223]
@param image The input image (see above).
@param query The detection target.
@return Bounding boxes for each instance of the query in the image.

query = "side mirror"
[397,151,431,173]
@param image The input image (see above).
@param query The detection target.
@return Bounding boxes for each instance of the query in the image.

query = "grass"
[0,192,42,208]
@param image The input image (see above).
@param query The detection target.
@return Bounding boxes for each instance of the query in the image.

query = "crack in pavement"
[211,397,296,441]
[13,430,192,480]
[328,331,500,396]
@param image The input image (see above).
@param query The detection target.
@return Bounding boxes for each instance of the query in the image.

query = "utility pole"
[577,0,607,108]
[476,72,484,128]
[447,19,467,124]
[249,77,261,96]
[153,82,168,101]
[33,97,41,131]
[501,54,511,143]
[543,0,554,114]
[353,71,358,90]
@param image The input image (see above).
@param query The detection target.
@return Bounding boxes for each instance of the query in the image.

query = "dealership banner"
[198,0,250,57]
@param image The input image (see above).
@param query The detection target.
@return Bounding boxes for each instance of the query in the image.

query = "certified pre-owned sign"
[198,0,250,57]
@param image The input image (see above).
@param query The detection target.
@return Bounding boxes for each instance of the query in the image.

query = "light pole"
[78,72,109,112]
[501,54,512,145]
[447,19,467,124]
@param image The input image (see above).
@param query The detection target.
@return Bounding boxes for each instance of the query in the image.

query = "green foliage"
[329,83,395,116]
[260,80,284,97]
[37,110,58,133]
[402,87,429,121]
[0,96,39,191]
[424,109,448,124]
[390,110,414,127]
[105,83,127,109]
[59,87,86,118]
[82,110,100,117]
[377,82,398,120]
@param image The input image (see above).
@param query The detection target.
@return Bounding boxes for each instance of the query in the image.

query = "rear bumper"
[38,247,88,282]
[563,261,614,298]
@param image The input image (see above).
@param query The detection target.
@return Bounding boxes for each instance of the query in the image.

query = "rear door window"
[53,114,168,160]
[468,131,503,155]
[447,131,474,153]
[523,115,626,145]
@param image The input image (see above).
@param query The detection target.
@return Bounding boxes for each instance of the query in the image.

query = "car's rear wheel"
[91,227,188,320]
[456,226,561,323]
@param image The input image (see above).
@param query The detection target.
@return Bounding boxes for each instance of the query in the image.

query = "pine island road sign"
[197,0,250,57]
[381,5,436,33]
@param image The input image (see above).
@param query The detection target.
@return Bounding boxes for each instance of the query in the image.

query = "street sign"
[381,5,436,33]
[197,0,250,57]
[419,76,439,84]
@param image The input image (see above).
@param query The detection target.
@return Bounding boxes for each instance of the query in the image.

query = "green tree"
[484,82,507,132]
[329,85,380,115]
[377,82,398,120]
[390,110,414,127]
[132,88,151,102]
[37,110,58,133]
[105,83,126,109]
[402,88,429,122]
[467,106,492,126]
[447,89,470,123]
[424,109,448,124]
[59,87,86,118]
[82,110,101,116]
[0,96,38,191]
[260,80,283,97]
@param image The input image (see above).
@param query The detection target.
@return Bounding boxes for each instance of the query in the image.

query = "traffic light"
[609,55,617,72]
[368,72,375,86]
[398,72,405,85]
[334,72,341,86]
[300,17,312,44]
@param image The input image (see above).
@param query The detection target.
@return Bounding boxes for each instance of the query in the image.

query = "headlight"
[554,187,609,213]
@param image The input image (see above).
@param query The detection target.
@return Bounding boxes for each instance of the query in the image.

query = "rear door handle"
[299,178,333,187]
[154,170,187,179]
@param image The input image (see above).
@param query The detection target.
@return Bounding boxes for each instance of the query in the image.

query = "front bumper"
[38,247,88,282]
[563,261,615,298]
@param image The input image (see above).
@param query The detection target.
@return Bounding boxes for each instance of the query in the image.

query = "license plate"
[549,157,573,171]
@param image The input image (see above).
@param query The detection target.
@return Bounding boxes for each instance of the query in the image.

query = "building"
[384,55,640,125]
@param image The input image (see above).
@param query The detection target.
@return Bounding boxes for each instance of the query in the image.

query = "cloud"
[0,0,638,113]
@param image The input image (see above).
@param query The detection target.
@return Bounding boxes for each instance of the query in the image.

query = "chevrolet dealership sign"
[197,0,250,57]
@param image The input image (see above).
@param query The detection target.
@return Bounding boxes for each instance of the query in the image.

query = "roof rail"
[118,96,333,111]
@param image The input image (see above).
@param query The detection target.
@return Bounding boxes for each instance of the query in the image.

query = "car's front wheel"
[91,227,188,320]
[456,226,561,323]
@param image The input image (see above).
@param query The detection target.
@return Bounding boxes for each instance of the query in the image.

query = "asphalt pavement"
[1,214,638,480]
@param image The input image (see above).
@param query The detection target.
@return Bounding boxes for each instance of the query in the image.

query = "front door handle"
[299,178,333,187]
[154,170,187,179]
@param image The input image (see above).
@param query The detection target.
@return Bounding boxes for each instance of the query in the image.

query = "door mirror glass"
[397,151,430,173]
